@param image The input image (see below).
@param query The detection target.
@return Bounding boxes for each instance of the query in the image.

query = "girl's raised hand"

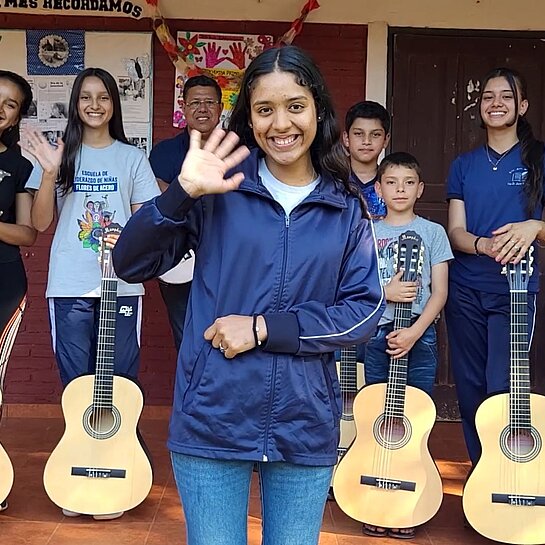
[178,128,250,198]
[20,128,64,175]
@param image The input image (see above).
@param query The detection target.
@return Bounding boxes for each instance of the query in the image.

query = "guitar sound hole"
[507,429,534,456]
[373,415,411,449]
[89,409,115,434]
[379,417,406,444]
[83,405,121,439]
[500,426,541,462]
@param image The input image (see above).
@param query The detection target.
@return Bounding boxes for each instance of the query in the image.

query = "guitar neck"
[510,289,531,429]
[339,345,358,395]
[385,302,412,418]
[93,276,118,410]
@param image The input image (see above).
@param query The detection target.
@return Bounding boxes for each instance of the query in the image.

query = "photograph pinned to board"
[125,122,149,155]
[172,31,273,128]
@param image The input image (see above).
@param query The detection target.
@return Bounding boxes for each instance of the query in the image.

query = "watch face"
[38,34,70,69]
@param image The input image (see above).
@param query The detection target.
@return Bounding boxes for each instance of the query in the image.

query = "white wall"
[159,0,545,31]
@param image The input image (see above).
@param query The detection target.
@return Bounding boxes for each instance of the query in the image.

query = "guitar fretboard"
[384,301,412,419]
[92,269,118,410]
[339,345,358,394]
[510,289,531,429]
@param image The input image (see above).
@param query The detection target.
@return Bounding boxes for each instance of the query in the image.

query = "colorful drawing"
[77,194,116,253]
[173,32,273,128]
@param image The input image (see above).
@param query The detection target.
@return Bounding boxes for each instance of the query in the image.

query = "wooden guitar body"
[463,392,545,544]
[43,375,152,515]
[333,383,443,528]
[336,360,365,454]
[463,250,544,544]
[0,391,14,505]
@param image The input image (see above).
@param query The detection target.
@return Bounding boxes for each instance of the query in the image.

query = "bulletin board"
[0,29,153,154]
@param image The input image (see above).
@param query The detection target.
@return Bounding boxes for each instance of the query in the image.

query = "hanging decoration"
[144,0,321,128]
[145,0,321,75]
[276,0,321,46]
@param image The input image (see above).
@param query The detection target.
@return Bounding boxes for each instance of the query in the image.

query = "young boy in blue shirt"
[363,152,453,538]
[343,100,390,219]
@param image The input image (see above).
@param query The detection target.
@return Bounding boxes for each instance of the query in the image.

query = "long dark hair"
[480,67,544,215]
[0,70,33,149]
[228,46,367,216]
[59,67,129,195]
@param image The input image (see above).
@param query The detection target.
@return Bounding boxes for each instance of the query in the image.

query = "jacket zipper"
[262,211,290,461]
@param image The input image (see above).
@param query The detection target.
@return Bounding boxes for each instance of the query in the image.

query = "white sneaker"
[0,500,8,512]
[62,508,81,517]
[93,511,124,521]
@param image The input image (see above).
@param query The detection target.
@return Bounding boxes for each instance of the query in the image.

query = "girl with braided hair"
[446,67,545,465]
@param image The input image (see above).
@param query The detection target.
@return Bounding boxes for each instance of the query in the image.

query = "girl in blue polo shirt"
[446,67,545,465]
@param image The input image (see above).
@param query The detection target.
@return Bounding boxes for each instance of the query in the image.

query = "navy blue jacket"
[113,150,385,466]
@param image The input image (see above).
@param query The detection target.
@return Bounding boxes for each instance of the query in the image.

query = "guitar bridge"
[361,475,416,491]
[492,493,545,507]
[71,467,126,479]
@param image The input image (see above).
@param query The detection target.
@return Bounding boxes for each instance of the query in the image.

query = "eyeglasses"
[186,99,220,111]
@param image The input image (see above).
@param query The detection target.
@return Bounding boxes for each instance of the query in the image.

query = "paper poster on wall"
[26,30,85,75]
[0,29,153,157]
[173,31,273,128]
[21,76,73,142]
[125,122,149,155]
[85,32,152,125]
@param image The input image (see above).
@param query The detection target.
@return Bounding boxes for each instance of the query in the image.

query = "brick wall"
[1,14,367,404]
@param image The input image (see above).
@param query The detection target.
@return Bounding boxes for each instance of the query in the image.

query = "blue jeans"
[171,452,333,545]
[364,322,438,395]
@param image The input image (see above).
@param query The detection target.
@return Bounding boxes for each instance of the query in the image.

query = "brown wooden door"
[389,31,545,419]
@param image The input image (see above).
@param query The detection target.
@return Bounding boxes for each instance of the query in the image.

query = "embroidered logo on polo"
[508,168,528,186]
[0,169,11,183]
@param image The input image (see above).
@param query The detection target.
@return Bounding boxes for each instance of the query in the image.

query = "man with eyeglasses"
[149,75,223,351]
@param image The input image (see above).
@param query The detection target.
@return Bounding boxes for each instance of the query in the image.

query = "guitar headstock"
[393,230,424,283]
[502,247,534,291]
[99,223,123,279]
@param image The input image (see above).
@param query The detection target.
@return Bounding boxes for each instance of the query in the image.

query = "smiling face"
[343,117,390,166]
[480,76,528,130]
[77,76,114,131]
[0,78,24,138]
[376,164,423,214]
[249,70,317,182]
[182,85,223,139]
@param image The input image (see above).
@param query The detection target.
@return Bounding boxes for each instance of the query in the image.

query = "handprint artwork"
[172,31,273,128]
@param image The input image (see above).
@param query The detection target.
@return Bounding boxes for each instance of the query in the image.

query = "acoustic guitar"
[463,249,545,544]
[0,392,14,506]
[43,225,153,516]
[332,345,365,484]
[333,231,443,528]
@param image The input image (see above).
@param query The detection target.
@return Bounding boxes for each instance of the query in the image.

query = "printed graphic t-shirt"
[26,140,160,297]
[0,147,33,263]
[374,216,453,325]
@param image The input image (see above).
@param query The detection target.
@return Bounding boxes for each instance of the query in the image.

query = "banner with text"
[0,0,148,19]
